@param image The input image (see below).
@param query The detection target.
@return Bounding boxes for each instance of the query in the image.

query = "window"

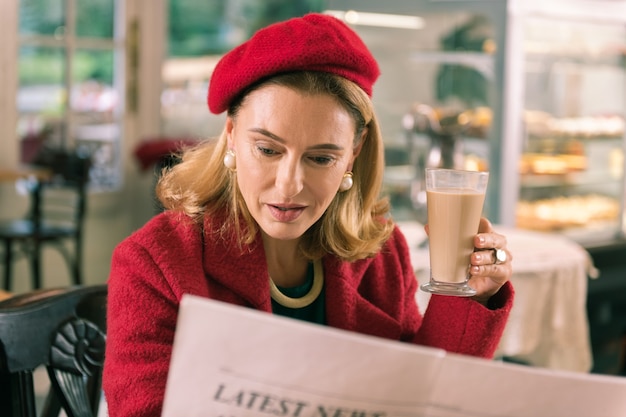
[18,0,124,190]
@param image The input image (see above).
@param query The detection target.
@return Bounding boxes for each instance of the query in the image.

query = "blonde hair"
[157,72,393,262]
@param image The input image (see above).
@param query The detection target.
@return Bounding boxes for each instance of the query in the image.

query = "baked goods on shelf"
[519,153,587,175]
[524,110,625,139]
[460,106,492,138]
[404,104,492,139]
[516,194,620,230]
[548,115,624,139]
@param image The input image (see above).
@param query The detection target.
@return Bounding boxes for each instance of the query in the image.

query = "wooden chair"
[0,285,107,417]
[0,150,91,290]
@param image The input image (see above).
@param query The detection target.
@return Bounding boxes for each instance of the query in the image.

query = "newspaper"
[162,295,626,417]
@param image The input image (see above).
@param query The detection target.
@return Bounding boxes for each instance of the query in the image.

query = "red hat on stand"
[207,13,380,114]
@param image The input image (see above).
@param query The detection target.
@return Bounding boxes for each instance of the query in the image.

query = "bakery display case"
[500,5,626,377]
[516,14,625,244]
[325,0,626,246]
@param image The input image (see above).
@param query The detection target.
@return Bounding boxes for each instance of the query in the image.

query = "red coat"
[103,211,513,417]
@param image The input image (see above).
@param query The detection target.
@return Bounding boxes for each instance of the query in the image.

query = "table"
[0,290,12,301]
[398,221,594,373]
[0,166,52,182]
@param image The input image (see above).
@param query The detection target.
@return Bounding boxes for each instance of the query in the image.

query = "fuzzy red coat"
[103,211,513,417]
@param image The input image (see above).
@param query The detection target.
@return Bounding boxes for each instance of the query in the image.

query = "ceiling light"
[325,10,424,30]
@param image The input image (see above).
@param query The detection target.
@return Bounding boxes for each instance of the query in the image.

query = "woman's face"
[226,85,362,242]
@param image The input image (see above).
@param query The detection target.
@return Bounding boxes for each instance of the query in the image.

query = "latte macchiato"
[427,189,486,283]
[420,168,489,297]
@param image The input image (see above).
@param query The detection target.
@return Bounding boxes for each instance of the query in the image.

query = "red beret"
[208,13,380,114]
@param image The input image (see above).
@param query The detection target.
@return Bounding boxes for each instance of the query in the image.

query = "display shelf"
[520,173,620,189]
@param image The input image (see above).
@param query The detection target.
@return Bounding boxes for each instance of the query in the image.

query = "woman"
[103,13,513,417]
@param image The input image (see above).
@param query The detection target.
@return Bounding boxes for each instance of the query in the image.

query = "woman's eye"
[257,146,277,156]
[310,155,334,166]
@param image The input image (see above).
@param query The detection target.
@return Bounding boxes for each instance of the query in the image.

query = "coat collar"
[199,215,402,338]
[201,216,272,311]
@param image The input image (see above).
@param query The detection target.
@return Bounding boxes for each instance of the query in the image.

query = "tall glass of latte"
[420,168,489,296]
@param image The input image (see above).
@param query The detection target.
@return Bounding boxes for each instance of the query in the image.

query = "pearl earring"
[339,171,354,191]
[223,149,236,170]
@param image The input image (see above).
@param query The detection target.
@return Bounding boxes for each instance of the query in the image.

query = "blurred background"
[1,0,626,376]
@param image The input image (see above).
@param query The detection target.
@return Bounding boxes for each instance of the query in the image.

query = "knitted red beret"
[207,13,380,114]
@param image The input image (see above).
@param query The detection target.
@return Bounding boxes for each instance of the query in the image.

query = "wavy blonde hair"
[157,72,393,262]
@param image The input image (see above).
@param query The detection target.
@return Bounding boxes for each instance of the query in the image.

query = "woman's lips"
[267,204,306,222]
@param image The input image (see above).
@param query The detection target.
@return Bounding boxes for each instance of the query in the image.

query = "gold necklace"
[269,259,324,309]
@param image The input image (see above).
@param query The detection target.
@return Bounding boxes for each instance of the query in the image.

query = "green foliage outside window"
[18,0,115,86]
[18,0,326,84]
[168,0,325,57]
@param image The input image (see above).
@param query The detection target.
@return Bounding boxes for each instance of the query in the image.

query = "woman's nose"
[275,159,304,198]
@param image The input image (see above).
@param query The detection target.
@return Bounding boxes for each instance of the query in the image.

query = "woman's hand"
[468,217,512,306]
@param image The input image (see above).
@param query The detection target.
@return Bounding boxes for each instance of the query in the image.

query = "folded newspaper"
[162,295,626,417]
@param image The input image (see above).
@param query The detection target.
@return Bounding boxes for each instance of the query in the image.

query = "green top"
[271,262,326,324]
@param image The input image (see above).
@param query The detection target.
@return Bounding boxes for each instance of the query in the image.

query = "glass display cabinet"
[516,12,625,245]
[325,0,626,247]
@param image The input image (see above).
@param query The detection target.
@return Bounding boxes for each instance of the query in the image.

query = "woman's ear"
[225,117,235,148]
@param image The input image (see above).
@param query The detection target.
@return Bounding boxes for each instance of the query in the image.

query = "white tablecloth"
[397,221,594,373]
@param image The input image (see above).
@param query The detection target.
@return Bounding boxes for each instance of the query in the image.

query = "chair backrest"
[31,149,91,231]
[0,285,107,417]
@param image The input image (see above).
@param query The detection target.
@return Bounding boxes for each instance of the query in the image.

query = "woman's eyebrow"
[248,127,345,151]
[249,127,284,142]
